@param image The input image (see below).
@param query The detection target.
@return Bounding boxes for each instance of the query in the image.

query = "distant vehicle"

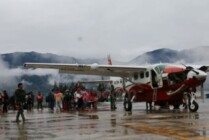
[78,77,124,102]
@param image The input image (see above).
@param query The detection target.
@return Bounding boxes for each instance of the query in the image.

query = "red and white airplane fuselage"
[111,64,207,112]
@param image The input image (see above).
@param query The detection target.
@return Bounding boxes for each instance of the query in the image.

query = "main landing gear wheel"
[189,101,199,112]
[124,101,132,111]
[123,93,132,111]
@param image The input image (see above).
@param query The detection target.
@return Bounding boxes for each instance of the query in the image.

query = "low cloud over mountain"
[129,46,209,65]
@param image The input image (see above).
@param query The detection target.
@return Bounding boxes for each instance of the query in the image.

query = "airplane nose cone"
[187,70,207,80]
[197,70,207,80]
[199,71,207,80]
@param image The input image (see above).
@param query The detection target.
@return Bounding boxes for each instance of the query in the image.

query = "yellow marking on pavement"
[123,123,209,140]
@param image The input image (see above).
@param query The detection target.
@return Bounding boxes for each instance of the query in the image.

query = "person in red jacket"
[88,90,97,110]
[36,91,44,110]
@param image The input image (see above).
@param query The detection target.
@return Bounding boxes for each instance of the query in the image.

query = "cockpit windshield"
[154,64,167,74]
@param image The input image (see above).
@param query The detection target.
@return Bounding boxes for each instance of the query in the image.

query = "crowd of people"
[1,88,98,113]
[0,82,116,123]
[46,87,98,112]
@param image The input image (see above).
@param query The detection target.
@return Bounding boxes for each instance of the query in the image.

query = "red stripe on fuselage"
[163,66,185,73]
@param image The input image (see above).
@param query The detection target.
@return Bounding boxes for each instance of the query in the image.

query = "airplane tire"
[189,101,199,112]
[124,101,132,111]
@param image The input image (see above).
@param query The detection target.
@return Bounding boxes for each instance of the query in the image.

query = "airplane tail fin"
[107,54,112,65]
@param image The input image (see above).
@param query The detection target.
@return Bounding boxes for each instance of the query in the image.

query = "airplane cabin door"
[151,69,163,89]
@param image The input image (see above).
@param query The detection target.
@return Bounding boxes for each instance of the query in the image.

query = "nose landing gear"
[189,100,199,112]
[123,93,133,111]
[187,93,199,112]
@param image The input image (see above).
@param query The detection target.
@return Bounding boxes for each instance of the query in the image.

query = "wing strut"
[153,88,157,102]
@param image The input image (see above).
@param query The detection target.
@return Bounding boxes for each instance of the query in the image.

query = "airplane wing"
[78,80,113,84]
[24,63,148,77]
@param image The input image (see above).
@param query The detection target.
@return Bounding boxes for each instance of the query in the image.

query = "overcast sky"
[1,0,209,61]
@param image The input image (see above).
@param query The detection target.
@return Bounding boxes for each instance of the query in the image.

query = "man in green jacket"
[15,83,26,122]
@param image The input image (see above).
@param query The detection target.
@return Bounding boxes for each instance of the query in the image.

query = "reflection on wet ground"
[1,100,209,139]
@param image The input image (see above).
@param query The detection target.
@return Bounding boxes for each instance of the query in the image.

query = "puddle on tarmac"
[1,102,209,139]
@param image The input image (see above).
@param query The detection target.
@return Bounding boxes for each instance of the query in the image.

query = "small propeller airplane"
[24,56,209,112]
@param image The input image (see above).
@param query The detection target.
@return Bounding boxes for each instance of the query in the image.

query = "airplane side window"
[140,72,144,79]
[133,72,138,80]
[146,71,149,77]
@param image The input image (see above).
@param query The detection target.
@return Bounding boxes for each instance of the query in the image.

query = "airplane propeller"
[198,65,208,103]
[181,64,199,75]
[200,84,205,103]
[187,66,200,75]
[199,66,208,72]
[183,64,207,103]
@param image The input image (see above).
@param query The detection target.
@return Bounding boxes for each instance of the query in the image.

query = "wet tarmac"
[1,100,209,140]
